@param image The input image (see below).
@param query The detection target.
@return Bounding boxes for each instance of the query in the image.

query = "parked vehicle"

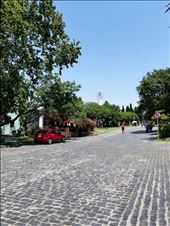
[145,123,153,133]
[34,128,65,144]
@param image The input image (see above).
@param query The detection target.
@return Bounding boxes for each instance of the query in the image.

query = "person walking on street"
[120,121,125,134]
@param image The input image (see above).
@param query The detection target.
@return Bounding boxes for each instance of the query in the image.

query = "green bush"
[27,124,39,135]
[159,123,170,138]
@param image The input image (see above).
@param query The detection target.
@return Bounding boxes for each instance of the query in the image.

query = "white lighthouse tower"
[97,91,103,105]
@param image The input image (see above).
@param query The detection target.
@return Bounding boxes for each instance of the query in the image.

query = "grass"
[159,137,170,142]
[94,127,119,135]
[17,136,34,145]
[0,135,34,146]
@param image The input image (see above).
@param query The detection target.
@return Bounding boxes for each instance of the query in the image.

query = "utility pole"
[154,112,160,140]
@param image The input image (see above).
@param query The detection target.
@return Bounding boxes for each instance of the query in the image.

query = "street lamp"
[154,112,160,140]
[154,83,161,110]
[142,110,146,126]
[153,83,161,139]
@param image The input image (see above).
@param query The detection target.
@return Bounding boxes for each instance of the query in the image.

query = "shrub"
[65,117,96,136]
[81,117,96,132]
[159,123,170,138]
[27,124,39,135]
[72,117,96,136]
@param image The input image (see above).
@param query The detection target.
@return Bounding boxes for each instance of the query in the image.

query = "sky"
[54,0,169,108]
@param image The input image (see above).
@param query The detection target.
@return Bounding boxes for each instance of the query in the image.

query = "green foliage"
[160,114,169,120]
[137,68,170,119]
[84,102,120,121]
[84,102,101,119]
[129,103,134,112]
[119,112,139,124]
[37,75,82,116]
[126,106,130,112]
[159,123,170,138]
[59,97,86,119]
[26,124,39,135]
[0,0,81,126]
[121,106,125,112]
[84,102,121,127]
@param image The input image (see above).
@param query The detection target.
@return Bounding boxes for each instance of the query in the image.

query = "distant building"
[1,113,20,135]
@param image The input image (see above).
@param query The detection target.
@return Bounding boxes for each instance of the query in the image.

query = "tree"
[84,102,101,120]
[19,74,83,127]
[126,104,134,112]
[137,68,170,119]
[119,112,139,124]
[134,106,143,121]
[129,103,134,112]
[0,0,81,127]
[126,106,130,112]
[84,102,120,127]
[38,76,84,119]
[121,106,125,112]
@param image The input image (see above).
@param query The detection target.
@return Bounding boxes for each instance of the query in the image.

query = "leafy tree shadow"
[130,130,158,141]
[130,129,158,135]
[130,130,146,134]
[141,136,158,141]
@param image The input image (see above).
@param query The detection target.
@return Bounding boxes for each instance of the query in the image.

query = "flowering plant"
[81,117,96,131]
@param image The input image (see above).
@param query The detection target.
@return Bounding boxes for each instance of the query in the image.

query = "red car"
[34,128,65,144]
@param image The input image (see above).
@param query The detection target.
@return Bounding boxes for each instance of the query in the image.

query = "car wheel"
[48,138,52,144]
[61,137,65,142]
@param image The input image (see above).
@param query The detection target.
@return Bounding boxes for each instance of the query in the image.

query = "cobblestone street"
[1,127,170,226]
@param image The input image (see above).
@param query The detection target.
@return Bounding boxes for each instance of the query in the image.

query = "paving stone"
[1,127,170,225]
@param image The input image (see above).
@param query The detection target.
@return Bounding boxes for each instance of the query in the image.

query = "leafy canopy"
[0,0,81,126]
[137,68,170,119]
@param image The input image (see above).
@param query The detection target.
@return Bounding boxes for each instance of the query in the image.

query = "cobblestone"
[1,127,170,225]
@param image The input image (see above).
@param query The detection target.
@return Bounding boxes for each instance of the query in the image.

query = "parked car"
[34,128,65,144]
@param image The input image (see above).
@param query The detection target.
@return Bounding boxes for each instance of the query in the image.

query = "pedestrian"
[120,121,125,134]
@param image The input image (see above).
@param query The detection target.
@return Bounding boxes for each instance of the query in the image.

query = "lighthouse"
[97,91,103,105]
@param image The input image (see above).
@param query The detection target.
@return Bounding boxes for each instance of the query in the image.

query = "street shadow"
[130,129,158,141]
[141,136,158,141]
[130,130,146,134]
[2,140,70,148]
[149,132,158,135]
[130,129,158,135]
